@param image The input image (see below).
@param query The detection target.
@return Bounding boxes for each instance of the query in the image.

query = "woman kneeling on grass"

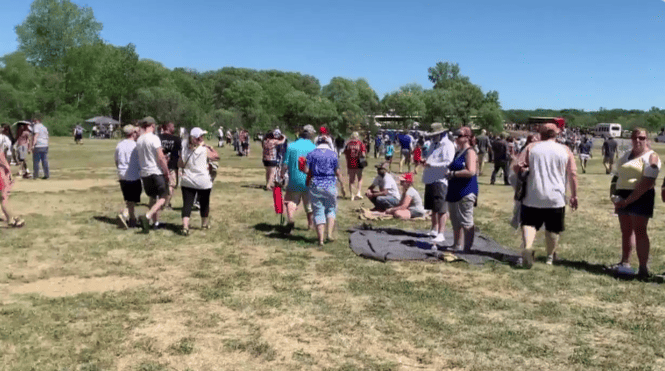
[611,127,660,279]
[304,137,343,246]
[385,172,426,219]
[179,127,219,236]
[446,127,478,252]
[0,150,24,228]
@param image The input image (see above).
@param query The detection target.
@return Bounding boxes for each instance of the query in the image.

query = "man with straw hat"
[422,123,455,245]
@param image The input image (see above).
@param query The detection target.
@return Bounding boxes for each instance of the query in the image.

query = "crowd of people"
[0,114,662,278]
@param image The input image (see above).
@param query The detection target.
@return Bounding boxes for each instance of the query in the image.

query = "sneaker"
[351,195,356,201]
[193,202,200,211]
[637,266,650,280]
[432,234,445,243]
[546,254,554,265]
[138,215,150,232]
[9,217,25,228]
[201,224,210,230]
[180,228,190,236]
[522,249,535,269]
[152,222,161,230]
[427,229,438,237]
[117,214,129,230]
[355,193,363,200]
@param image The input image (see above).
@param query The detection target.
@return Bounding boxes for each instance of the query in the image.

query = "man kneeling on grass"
[365,163,401,212]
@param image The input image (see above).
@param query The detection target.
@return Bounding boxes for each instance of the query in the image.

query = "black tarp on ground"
[348,225,522,265]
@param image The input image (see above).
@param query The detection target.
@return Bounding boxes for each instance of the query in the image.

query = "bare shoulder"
[649,151,660,166]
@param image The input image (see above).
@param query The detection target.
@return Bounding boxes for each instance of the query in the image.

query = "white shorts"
[579,154,590,161]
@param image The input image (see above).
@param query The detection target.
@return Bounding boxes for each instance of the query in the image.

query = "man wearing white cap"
[422,123,455,244]
[115,125,141,229]
[136,116,170,232]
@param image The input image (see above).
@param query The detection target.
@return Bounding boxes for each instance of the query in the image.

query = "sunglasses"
[634,136,647,141]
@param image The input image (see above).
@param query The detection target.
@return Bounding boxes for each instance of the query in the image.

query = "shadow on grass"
[553,258,665,283]
[253,223,318,244]
[93,216,182,234]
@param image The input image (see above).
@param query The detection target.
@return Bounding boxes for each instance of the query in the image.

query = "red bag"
[273,185,283,214]
[298,156,306,172]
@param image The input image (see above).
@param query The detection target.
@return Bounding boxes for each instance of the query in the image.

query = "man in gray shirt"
[422,125,455,244]
[602,136,619,174]
[30,113,49,179]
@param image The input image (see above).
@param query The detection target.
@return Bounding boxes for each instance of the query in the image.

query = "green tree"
[381,85,426,128]
[427,61,469,90]
[15,0,103,68]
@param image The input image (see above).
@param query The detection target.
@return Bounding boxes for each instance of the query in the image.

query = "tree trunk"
[118,97,123,124]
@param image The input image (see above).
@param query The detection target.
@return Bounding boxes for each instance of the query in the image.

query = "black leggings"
[181,187,211,218]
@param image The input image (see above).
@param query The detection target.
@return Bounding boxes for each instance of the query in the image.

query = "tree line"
[1,0,662,137]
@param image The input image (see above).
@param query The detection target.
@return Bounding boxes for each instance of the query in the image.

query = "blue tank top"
[446,148,479,202]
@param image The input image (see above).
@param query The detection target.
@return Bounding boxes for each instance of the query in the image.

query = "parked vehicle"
[594,123,622,138]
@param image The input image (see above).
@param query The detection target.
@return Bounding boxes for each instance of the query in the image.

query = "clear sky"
[1,0,664,111]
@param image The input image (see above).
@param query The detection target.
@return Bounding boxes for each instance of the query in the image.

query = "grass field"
[1,136,665,371]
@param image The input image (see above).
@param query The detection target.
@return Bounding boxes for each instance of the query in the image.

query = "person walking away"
[233,129,240,154]
[385,172,426,219]
[513,123,578,268]
[398,131,414,173]
[476,129,490,176]
[30,114,49,179]
[262,130,286,190]
[578,137,592,173]
[159,122,182,209]
[179,127,219,236]
[217,126,225,148]
[412,140,424,175]
[304,137,343,246]
[0,150,24,228]
[447,127,478,252]
[374,134,382,158]
[602,135,619,174]
[240,129,250,156]
[384,141,395,171]
[610,128,660,278]
[115,125,142,229]
[73,124,84,144]
[345,132,367,201]
[316,127,346,197]
[280,125,317,233]
[490,133,509,185]
[136,117,170,232]
[423,123,456,244]
[15,126,30,178]
[365,163,401,211]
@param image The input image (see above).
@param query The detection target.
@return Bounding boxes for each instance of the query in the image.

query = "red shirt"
[344,140,366,169]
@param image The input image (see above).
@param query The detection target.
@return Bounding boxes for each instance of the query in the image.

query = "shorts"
[263,160,279,167]
[424,182,448,214]
[401,149,411,159]
[17,145,27,161]
[242,142,249,149]
[284,191,313,213]
[167,169,178,191]
[579,154,590,161]
[409,207,426,218]
[141,174,169,200]
[309,184,337,225]
[449,193,476,229]
[75,133,82,141]
[385,155,393,161]
[520,205,565,233]
[120,179,142,203]
[603,156,614,163]
[615,189,655,218]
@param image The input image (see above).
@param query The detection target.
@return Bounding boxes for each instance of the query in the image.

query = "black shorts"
[385,155,393,161]
[142,174,168,199]
[242,142,249,149]
[120,179,142,203]
[263,160,279,167]
[424,182,448,214]
[75,133,82,141]
[521,205,565,233]
[615,189,655,218]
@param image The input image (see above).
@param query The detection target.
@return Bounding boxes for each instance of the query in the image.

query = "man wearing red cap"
[513,123,578,268]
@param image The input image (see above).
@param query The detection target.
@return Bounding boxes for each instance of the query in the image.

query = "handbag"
[359,156,368,169]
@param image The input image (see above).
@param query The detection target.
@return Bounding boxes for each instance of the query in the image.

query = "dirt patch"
[2,275,148,299]
[10,178,118,194]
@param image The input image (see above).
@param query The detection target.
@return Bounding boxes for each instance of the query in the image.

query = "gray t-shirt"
[33,123,49,148]
[405,187,425,213]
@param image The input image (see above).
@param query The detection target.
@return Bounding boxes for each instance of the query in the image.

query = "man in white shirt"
[30,114,50,179]
[217,126,225,148]
[136,116,170,232]
[422,124,455,244]
[115,125,141,229]
[365,163,401,211]
[513,123,578,268]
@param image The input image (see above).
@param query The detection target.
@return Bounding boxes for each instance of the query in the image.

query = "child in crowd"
[412,140,423,174]
[384,141,395,172]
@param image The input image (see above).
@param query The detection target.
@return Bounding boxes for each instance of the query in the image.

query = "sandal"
[180,228,190,236]
[201,224,210,230]
[10,217,25,228]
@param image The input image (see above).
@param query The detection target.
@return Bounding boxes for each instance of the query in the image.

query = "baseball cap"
[399,173,414,183]
[273,129,282,137]
[375,162,388,170]
[302,124,315,134]
[190,127,208,138]
[123,125,137,135]
[139,116,156,127]
[319,126,329,135]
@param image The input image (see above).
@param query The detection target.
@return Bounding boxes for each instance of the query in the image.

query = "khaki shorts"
[167,169,178,192]
[285,191,313,213]
[449,193,476,229]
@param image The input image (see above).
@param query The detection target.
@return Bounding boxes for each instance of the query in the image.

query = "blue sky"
[1,0,664,111]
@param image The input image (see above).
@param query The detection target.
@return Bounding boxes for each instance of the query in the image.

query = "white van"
[594,123,622,138]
